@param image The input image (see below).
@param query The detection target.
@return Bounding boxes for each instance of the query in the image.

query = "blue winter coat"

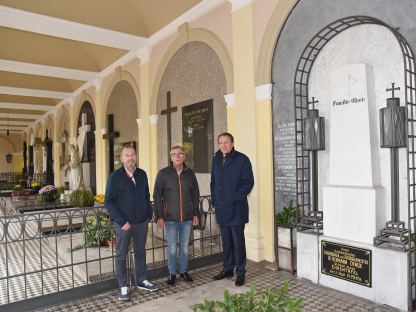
[210,149,254,226]
[105,167,152,226]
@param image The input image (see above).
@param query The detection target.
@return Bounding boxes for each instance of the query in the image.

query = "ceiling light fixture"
[6,109,10,136]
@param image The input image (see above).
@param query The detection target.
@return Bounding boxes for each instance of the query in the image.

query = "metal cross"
[386,83,400,98]
[308,97,319,110]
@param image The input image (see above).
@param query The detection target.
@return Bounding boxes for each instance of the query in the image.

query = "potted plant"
[275,200,300,273]
[69,188,94,207]
[70,213,115,252]
[37,185,60,203]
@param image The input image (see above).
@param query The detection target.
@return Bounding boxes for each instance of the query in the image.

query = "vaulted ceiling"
[0,0,202,135]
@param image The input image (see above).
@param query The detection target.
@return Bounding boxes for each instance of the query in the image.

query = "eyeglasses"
[170,152,185,158]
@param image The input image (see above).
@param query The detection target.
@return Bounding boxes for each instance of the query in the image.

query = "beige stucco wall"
[106,80,139,144]
[0,134,21,173]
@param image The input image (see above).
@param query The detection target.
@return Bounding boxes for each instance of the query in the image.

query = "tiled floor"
[33,261,399,312]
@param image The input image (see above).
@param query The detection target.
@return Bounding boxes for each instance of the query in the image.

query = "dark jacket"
[210,149,254,226]
[105,167,152,226]
[153,165,200,222]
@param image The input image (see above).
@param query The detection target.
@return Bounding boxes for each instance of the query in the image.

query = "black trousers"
[220,224,246,277]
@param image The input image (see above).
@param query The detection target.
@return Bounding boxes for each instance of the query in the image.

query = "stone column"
[137,48,154,190]
[149,114,158,195]
[255,83,275,262]
[228,0,263,261]
[52,113,62,187]
[224,93,235,134]
[93,78,106,194]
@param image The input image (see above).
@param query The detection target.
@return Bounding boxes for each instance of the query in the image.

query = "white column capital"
[68,96,75,107]
[255,84,273,101]
[137,47,152,64]
[93,78,102,90]
[224,93,235,108]
[227,0,253,12]
[136,118,141,128]
[149,114,158,125]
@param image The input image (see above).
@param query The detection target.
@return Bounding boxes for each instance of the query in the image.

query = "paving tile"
[31,261,399,312]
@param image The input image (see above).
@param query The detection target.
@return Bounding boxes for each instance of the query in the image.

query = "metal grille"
[0,195,222,311]
[293,16,416,309]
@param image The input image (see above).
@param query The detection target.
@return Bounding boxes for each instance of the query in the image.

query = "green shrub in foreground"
[194,282,303,312]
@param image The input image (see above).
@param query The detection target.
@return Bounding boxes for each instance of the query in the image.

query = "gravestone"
[323,63,383,245]
[182,99,213,173]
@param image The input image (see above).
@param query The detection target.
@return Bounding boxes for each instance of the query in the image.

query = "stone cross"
[77,113,91,161]
[161,91,177,164]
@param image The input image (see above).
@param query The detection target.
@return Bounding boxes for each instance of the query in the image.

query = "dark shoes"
[167,272,193,284]
[167,274,176,285]
[213,270,233,280]
[180,272,193,283]
[235,275,245,287]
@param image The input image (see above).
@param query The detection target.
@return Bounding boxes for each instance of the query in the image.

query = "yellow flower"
[94,194,105,204]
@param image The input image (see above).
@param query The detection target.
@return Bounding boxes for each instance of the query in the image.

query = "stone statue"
[68,144,84,190]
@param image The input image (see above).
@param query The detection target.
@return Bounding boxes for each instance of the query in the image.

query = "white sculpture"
[68,144,84,190]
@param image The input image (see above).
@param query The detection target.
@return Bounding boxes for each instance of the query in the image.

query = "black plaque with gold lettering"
[321,241,372,287]
[182,99,213,173]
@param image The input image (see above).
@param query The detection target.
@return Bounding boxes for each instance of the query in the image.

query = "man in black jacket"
[105,144,158,301]
[210,132,254,286]
[154,146,200,286]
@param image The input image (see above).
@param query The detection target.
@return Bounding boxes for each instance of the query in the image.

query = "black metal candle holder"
[374,83,409,251]
[298,97,325,234]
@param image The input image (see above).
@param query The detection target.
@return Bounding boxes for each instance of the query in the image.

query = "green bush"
[276,200,299,228]
[194,282,303,312]
[69,188,94,207]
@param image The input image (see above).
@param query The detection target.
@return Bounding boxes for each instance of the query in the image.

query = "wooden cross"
[308,97,319,110]
[386,83,400,98]
[161,91,177,164]
[103,114,120,172]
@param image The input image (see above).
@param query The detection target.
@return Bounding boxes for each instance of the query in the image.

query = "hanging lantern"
[380,97,407,148]
[6,154,12,163]
[303,109,325,151]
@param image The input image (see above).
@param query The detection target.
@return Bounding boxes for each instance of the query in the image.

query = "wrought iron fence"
[0,195,222,311]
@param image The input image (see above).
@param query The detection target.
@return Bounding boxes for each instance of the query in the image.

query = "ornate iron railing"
[0,195,222,311]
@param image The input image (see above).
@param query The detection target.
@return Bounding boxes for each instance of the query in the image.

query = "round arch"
[256,0,297,85]
[43,115,54,140]
[72,92,96,134]
[102,69,141,126]
[150,27,234,114]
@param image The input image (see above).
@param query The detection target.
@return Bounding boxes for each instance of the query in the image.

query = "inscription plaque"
[182,99,213,173]
[321,241,371,287]
[275,121,297,211]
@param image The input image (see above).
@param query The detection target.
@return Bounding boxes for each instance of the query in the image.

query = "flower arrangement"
[31,182,41,188]
[94,194,105,204]
[14,184,22,190]
[37,185,59,203]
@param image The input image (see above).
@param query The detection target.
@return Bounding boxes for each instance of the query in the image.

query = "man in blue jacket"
[105,144,158,301]
[210,132,254,286]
